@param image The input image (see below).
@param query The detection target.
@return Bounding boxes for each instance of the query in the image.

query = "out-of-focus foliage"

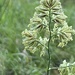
[0,0,75,75]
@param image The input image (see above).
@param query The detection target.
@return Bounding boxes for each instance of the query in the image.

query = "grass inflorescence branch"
[22,0,75,75]
[47,9,52,75]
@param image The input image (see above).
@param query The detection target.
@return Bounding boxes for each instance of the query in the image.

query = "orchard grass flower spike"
[22,0,75,75]
[58,60,75,75]
[22,0,75,56]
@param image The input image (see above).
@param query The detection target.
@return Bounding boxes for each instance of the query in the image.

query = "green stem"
[47,9,52,75]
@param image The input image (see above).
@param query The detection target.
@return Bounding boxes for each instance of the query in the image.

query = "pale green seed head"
[22,0,75,56]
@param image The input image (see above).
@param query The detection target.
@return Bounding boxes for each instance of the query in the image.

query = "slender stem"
[47,9,52,75]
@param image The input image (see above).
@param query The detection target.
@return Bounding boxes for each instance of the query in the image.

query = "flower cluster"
[58,60,75,75]
[22,0,75,55]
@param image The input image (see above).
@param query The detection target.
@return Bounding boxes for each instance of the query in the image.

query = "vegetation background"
[0,0,75,75]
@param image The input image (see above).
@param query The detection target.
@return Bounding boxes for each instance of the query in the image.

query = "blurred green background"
[0,0,75,75]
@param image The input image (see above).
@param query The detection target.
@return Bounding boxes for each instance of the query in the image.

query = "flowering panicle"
[22,0,75,55]
[58,60,75,75]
